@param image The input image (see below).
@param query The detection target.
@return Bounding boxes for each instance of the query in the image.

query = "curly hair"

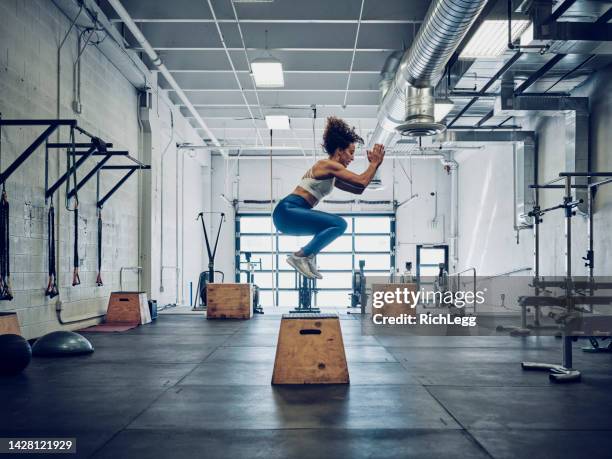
[322,116,364,155]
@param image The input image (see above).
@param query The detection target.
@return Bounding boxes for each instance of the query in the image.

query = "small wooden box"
[107,292,151,325]
[207,283,253,319]
[272,313,349,385]
[0,312,21,336]
[371,283,418,318]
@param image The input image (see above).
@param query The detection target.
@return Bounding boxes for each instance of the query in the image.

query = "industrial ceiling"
[99,0,612,155]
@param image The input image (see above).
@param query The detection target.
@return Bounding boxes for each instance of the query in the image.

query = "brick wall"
[0,0,209,338]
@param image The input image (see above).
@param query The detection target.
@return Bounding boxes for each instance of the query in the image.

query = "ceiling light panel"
[251,58,284,88]
[265,115,290,130]
[460,20,530,59]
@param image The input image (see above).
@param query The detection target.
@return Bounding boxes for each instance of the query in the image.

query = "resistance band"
[0,119,12,301]
[45,204,59,298]
[96,207,103,286]
[72,205,80,286]
[67,128,80,287]
[0,185,12,301]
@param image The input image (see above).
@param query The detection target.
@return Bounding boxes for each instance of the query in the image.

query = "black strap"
[96,209,103,286]
[0,119,8,301]
[46,205,58,298]
[0,187,12,300]
[72,206,80,286]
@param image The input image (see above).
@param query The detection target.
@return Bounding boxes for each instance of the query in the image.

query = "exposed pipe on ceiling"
[370,0,489,146]
[52,0,150,89]
[220,154,447,160]
[181,143,483,151]
[443,159,459,270]
[106,0,226,156]
[379,51,403,102]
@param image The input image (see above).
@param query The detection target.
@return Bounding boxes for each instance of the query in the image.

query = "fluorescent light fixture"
[434,99,454,122]
[251,57,284,88]
[265,115,290,130]
[460,20,530,58]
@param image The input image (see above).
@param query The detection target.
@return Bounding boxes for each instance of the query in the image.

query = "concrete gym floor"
[2,314,612,458]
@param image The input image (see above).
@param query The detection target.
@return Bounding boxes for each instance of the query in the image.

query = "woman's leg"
[275,204,347,256]
[299,210,346,256]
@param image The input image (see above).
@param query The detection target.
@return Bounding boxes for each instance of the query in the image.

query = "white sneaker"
[306,255,323,279]
[287,255,315,279]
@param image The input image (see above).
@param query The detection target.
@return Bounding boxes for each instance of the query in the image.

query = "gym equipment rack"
[520,172,612,382]
[0,118,150,302]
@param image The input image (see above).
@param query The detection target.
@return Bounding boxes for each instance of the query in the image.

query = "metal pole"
[45,141,49,205]
[210,214,225,282]
[587,187,594,310]
[587,187,594,279]
[198,214,214,282]
[531,191,540,329]
[563,175,573,370]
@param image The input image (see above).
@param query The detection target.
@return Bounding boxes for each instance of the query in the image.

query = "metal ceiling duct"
[379,51,403,102]
[370,0,489,145]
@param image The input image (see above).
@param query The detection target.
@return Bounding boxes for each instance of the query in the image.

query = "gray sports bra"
[299,167,335,201]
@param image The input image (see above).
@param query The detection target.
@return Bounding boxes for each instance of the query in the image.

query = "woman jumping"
[272,116,385,279]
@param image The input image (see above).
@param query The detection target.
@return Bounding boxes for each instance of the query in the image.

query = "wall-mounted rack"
[0,118,152,300]
[0,119,76,184]
[97,163,151,209]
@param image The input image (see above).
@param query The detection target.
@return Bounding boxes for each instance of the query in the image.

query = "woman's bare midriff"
[291,186,319,207]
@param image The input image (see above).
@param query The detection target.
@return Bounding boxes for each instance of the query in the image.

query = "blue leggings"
[273,194,347,256]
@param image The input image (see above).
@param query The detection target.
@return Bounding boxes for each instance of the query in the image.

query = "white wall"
[586,64,612,277]
[146,89,211,308]
[0,0,208,337]
[393,157,451,270]
[455,63,612,278]
[455,145,532,276]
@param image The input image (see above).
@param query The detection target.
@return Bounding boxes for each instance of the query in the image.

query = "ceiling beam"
[110,19,424,24]
[168,89,381,92]
[514,54,566,94]
[545,0,578,24]
[133,47,399,52]
[178,104,380,108]
[447,52,524,128]
[167,70,380,74]
[107,0,226,156]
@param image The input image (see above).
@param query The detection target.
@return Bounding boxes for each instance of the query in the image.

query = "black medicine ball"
[0,333,32,376]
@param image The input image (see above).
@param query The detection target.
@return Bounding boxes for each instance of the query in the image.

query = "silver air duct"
[368,51,403,190]
[371,0,488,144]
[379,51,403,102]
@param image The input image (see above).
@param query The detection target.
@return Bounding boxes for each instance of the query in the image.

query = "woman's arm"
[322,144,385,188]
[335,178,366,194]
[329,162,379,188]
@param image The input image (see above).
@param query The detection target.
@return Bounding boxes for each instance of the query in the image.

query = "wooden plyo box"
[0,312,21,336]
[206,283,253,319]
[371,283,418,318]
[107,292,151,325]
[272,313,349,385]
